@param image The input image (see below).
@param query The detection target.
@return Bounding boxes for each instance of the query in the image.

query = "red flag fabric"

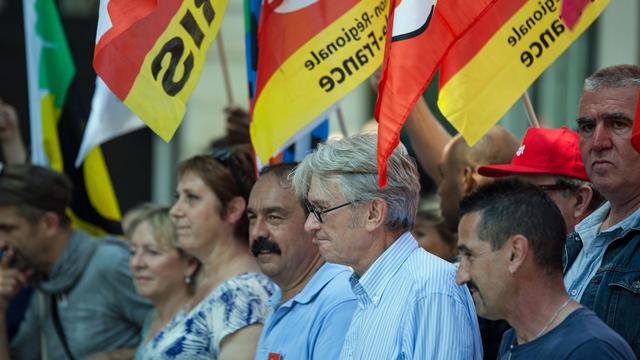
[374,0,493,187]
[561,0,591,29]
[632,93,640,153]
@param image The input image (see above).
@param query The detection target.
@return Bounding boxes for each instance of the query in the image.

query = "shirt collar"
[274,263,351,309]
[350,232,417,307]
[576,201,640,248]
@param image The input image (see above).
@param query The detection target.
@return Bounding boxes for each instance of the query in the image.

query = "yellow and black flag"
[23,0,121,234]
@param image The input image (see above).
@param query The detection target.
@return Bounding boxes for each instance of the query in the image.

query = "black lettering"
[305,59,315,71]
[355,49,370,66]
[151,37,194,96]
[363,43,375,57]
[551,19,566,36]
[539,28,555,48]
[508,35,517,47]
[521,50,534,67]
[331,67,346,84]
[342,56,359,75]
[530,42,543,57]
[326,42,338,54]
[195,0,215,25]
[533,10,543,21]
[525,17,535,30]
[336,36,346,47]
[180,10,205,48]
[368,31,380,51]
[319,75,335,92]
[361,12,372,27]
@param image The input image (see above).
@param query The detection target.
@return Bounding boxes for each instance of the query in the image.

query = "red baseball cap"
[478,127,589,181]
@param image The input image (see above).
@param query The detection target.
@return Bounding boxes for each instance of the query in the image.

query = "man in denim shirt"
[564,64,640,356]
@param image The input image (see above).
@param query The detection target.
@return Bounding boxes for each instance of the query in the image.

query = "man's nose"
[455,262,470,286]
[304,213,320,233]
[591,121,613,152]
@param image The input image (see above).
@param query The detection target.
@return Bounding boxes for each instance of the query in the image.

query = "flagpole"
[217,29,234,105]
[336,106,349,138]
[521,92,540,128]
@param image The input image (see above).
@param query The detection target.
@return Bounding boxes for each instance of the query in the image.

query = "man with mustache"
[564,64,640,356]
[456,178,634,359]
[247,163,356,360]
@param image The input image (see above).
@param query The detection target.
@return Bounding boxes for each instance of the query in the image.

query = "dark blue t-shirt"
[498,307,635,360]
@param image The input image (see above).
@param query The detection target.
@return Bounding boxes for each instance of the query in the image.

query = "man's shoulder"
[312,265,355,305]
[81,234,130,274]
[404,249,458,289]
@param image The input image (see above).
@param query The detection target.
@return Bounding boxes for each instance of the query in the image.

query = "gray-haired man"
[293,134,482,359]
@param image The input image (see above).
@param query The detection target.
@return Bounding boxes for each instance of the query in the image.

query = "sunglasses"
[304,198,355,223]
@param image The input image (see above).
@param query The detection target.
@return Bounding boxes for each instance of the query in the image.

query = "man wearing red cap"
[564,64,640,356]
[478,127,602,234]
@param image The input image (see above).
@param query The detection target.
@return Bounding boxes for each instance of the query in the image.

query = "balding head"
[438,126,518,233]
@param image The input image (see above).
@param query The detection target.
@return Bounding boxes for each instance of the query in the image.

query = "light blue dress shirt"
[564,202,640,301]
[339,232,482,360]
[254,263,357,360]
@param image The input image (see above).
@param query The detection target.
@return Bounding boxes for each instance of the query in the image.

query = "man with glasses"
[478,126,602,234]
[457,178,633,360]
[564,64,640,356]
[292,134,482,359]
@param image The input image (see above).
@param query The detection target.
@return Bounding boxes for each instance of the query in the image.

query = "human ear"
[461,166,477,195]
[224,196,247,224]
[507,234,529,274]
[573,185,593,221]
[364,198,387,232]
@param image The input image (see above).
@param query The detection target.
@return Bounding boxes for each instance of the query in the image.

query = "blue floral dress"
[138,272,276,359]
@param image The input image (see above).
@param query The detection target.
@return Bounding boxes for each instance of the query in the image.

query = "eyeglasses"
[304,199,355,223]
[535,183,576,192]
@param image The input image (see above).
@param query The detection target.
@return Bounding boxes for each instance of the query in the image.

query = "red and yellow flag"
[438,0,608,146]
[94,0,228,141]
[375,0,491,186]
[251,0,389,164]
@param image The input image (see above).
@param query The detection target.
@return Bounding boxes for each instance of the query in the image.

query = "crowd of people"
[0,64,638,359]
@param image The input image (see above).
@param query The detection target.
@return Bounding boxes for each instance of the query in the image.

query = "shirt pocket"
[606,270,640,351]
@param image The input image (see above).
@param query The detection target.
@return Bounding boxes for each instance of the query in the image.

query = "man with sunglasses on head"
[292,134,482,359]
[248,163,356,360]
[456,178,634,360]
[478,126,603,235]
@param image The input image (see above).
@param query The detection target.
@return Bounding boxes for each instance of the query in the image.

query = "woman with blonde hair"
[126,205,199,360]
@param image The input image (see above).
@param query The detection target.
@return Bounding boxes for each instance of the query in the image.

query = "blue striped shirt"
[339,232,482,360]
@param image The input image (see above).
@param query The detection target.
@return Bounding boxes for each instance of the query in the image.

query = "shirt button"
[570,289,577,296]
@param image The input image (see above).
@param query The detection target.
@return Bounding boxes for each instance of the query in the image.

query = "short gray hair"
[292,134,420,232]
[584,64,640,90]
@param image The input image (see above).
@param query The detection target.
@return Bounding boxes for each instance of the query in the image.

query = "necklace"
[535,298,571,339]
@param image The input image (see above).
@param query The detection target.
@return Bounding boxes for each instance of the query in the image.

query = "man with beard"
[0,164,151,360]
[457,178,634,359]
[247,163,356,360]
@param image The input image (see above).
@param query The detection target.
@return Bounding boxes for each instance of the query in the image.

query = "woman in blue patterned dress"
[125,205,199,360]
[140,145,276,359]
